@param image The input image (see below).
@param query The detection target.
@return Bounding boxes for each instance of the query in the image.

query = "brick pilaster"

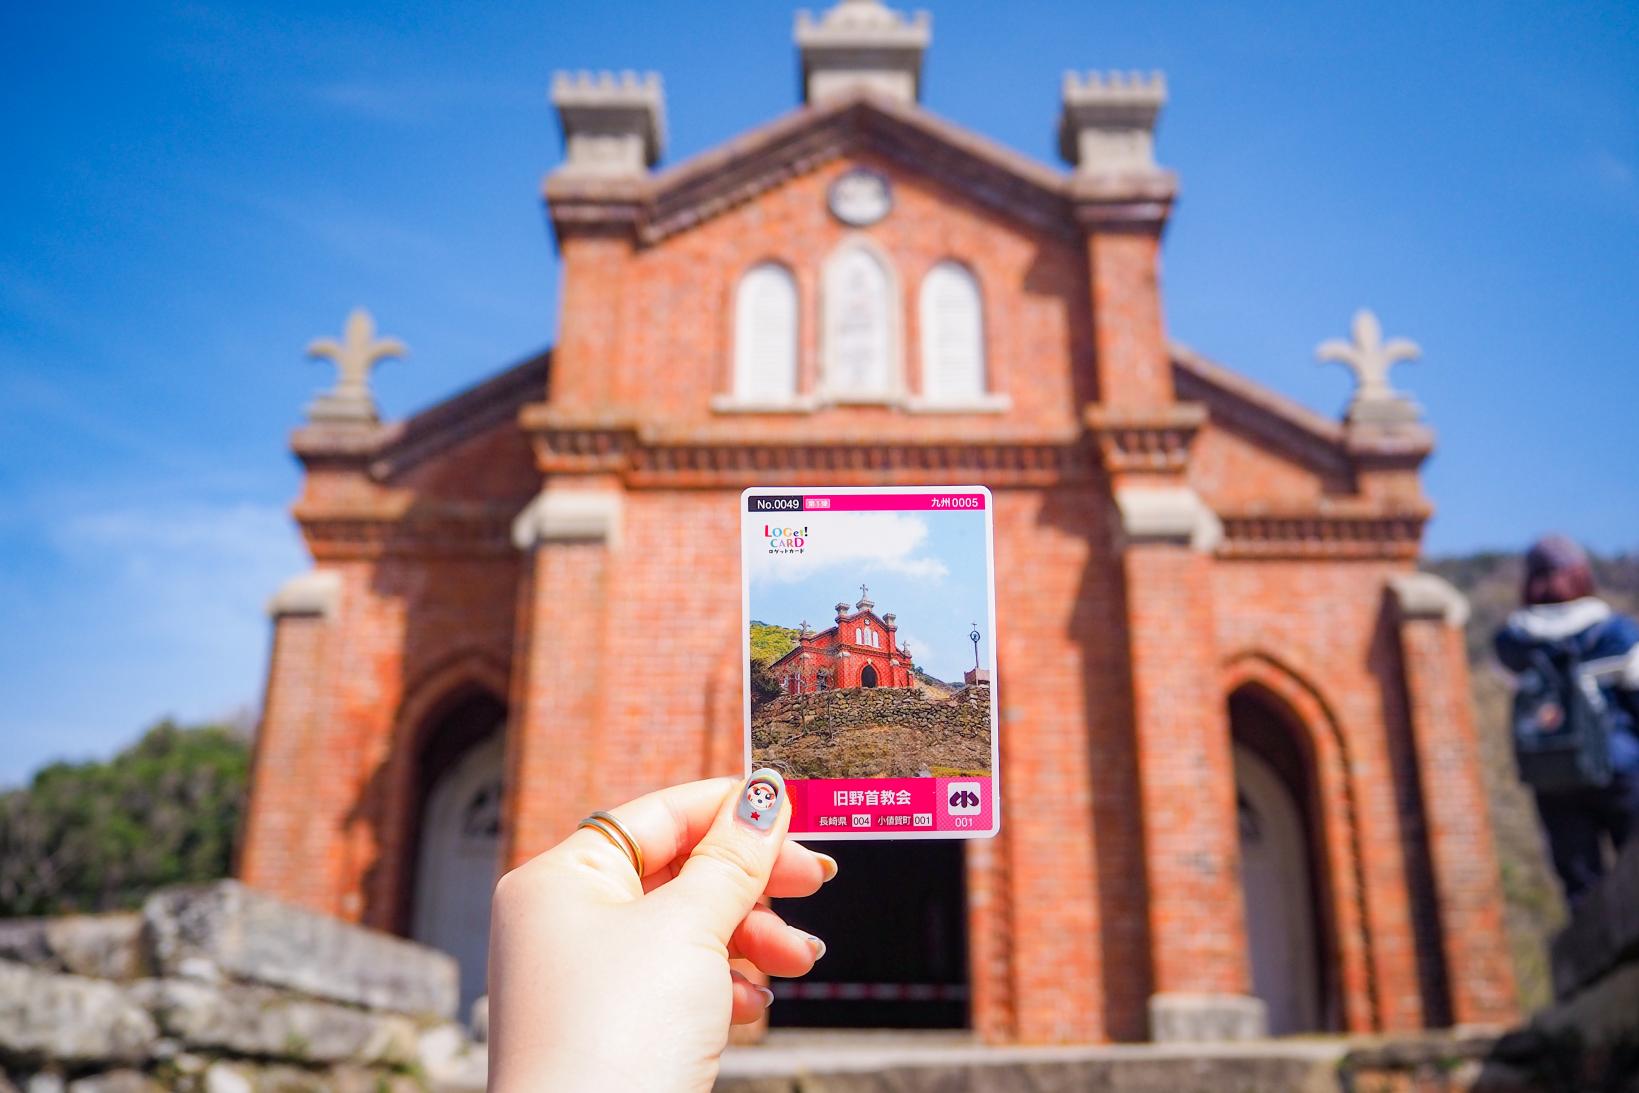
[240,572,346,916]
[1084,228,1171,408]
[1391,574,1519,1026]
[1121,534,1258,1034]
[1079,174,1261,1038]
[501,484,623,867]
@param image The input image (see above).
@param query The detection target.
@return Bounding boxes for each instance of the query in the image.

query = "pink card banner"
[788,776,994,836]
[800,493,986,512]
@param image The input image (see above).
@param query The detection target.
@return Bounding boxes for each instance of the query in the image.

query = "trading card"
[741,485,1000,840]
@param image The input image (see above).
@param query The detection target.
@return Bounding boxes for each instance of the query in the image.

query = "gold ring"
[576,810,644,878]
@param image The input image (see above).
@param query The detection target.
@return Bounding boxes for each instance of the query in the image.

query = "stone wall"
[1335,837,1639,1092]
[751,683,993,779]
[0,882,485,1092]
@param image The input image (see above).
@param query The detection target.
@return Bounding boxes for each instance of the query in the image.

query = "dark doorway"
[771,839,968,1028]
[861,664,879,688]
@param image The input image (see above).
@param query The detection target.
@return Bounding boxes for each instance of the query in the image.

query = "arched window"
[733,262,798,402]
[822,243,898,398]
[918,261,986,402]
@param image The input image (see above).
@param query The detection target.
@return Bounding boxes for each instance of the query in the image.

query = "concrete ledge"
[1114,486,1222,552]
[903,393,1013,414]
[709,393,821,415]
[1390,572,1471,628]
[511,488,623,551]
[265,570,341,620]
[1148,992,1268,1043]
[719,1032,1342,1093]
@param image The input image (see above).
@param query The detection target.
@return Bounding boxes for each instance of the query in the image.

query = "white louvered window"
[918,261,986,402]
[733,262,798,402]
[822,244,896,398]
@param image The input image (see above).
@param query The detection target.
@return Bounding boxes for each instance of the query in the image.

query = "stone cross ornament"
[305,308,406,424]
[1315,309,1422,425]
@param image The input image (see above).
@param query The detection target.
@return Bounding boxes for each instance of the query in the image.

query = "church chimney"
[1058,70,1167,175]
[794,0,931,106]
[550,70,666,176]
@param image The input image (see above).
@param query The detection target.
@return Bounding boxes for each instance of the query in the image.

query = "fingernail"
[756,986,775,1009]
[816,853,839,883]
[803,933,827,962]
[736,768,785,832]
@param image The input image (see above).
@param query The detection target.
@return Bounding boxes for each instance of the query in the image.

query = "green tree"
[749,620,799,666]
[749,658,784,709]
[0,720,251,917]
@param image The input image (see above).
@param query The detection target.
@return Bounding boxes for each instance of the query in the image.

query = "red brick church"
[241,0,1517,1041]
[769,587,918,693]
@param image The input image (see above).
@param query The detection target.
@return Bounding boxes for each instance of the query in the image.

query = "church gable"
[376,349,550,493]
[635,94,1077,245]
[598,150,1090,425]
[1172,345,1357,507]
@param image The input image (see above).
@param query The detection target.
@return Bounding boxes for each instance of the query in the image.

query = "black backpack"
[1511,640,1615,794]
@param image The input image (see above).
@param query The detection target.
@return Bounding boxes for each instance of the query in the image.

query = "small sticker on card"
[741,486,1000,840]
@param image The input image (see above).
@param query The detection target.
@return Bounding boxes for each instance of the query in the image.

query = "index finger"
[564,777,831,898]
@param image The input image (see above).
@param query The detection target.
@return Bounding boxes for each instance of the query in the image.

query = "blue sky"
[747,509,992,683]
[1,0,1635,785]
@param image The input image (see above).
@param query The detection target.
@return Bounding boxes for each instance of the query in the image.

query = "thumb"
[653,768,791,945]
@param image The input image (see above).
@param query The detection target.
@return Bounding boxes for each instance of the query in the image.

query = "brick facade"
[240,7,1515,1044]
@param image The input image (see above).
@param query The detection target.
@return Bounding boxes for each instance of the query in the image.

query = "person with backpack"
[1495,535,1639,904]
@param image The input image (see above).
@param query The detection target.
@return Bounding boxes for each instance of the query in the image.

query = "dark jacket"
[1495,597,1639,774]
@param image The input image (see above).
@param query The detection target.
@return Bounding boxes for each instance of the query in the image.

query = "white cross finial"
[860,583,869,600]
[1315,309,1422,424]
[1316,309,1419,405]
[305,308,406,423]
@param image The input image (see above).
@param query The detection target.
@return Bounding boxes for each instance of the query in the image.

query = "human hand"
[487,770,834,1092]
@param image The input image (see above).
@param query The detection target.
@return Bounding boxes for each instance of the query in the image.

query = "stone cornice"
[1067,170,1178,230]
[1342,419,1436,470]
[1389,572,1470,627]
[1215,503,1431,560]
[293,499,519,560]
[1083,403,1206,475]
[289,421,397,467]
[519,403,1092,486]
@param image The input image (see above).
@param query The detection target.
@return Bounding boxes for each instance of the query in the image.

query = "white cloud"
[745,511,949,585]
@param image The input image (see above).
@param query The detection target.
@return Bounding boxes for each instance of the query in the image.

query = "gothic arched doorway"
[406,691,506,1016]
[1229,687,1329,1035]
[861,663,879,688]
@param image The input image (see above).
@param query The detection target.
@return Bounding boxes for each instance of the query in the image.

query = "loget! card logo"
[764,523,808,555]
